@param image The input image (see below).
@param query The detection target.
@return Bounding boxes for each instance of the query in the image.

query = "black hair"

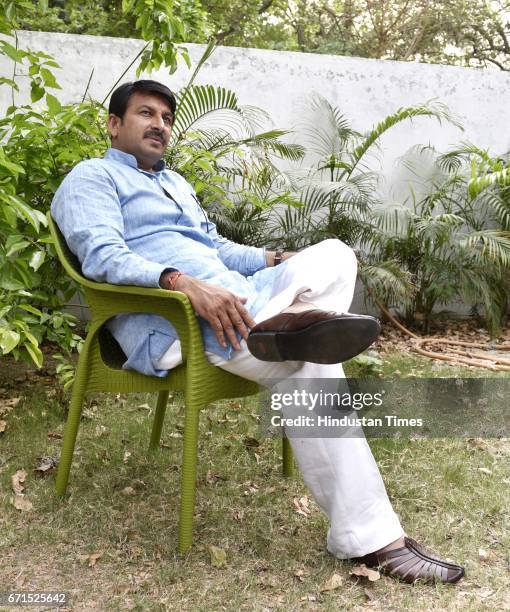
[108,80,177,121]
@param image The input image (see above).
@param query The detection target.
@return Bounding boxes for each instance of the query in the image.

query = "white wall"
[2,30,510,166]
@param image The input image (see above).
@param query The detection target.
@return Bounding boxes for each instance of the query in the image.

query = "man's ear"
[107,114,121,139]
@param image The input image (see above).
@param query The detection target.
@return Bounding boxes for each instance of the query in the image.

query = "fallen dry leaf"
[478,547,489,560]
[0,397,21,416]
[12,496,33,512]
[206,469,221,485]
[293,495,311,517]
[243,482,259,495]
[478,467,492,475]
[0,420,6,433]
[364,587,377,602]
[468,438,487,450]
[11,469,27,495]
[88,551,104,567]
[350,564,381,582]
[121,486,136,496]
[294,569,306,583]
[232,509,244,521]
[123,451,131,464]
[243,436,260,449]
[95,425,107,437]
[34,456,58,476]
[218,413,238,424]
[320,572,344,592]
[47,431,63,440]
[208,545,227,568]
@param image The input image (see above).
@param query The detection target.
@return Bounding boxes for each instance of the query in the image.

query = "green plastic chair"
[47,212,293,553]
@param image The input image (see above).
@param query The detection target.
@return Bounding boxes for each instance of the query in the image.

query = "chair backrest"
[47,212,89,286]
[47,212,128,367]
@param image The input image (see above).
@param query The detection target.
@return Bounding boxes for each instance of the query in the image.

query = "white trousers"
[158,239,403,558]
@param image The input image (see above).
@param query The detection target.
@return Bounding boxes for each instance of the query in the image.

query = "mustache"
[144,130,164,143]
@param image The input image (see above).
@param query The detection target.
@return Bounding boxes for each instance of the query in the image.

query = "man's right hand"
[161,272,255,350]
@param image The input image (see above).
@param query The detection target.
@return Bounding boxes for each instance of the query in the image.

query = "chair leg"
[282,436,294,477]
[178,401,200,554]
[55,357,89,497]
[149,390,169,451]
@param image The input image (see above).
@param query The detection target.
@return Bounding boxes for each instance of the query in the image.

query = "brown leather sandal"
[354,537,465,584]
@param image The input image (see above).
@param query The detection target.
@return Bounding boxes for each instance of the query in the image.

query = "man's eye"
[141,110,151,116]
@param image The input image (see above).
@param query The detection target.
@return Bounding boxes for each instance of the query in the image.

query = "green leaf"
[17,304,43,316]
[23,330,39,347]
[25,342,43,368]
[30,80,45,103]
[0,77,18,90]
[6,240,30,257]
[46,93,61,115]
[40,67,60,89]
[0,276,24,291]
[0,41,25,62]
[0,329,20,353]
[29,250,45,271]
[3,195,42,231]
[122,0,136,12]
[0,155,25,176]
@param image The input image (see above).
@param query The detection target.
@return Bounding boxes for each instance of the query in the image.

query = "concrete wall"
[2,31,510,316]
[3,30,510,167]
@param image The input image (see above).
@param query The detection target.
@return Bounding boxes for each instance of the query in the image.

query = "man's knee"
[317,238,357,271]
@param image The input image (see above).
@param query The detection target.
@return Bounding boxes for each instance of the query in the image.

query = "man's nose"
[151,114,166,130]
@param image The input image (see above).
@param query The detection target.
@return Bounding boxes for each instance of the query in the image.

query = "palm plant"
[365,144,510,333]
[269,95,460,284]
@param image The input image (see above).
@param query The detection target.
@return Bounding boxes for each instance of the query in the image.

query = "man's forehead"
[127,91,173,113]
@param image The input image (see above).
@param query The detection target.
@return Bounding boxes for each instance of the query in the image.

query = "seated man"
[51,79,464,584]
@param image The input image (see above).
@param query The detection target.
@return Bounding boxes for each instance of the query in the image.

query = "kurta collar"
[105,147,166,173]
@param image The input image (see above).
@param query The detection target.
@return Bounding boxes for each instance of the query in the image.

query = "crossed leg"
[207,239,404,558]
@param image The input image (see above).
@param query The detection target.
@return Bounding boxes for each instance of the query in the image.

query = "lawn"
[0,338,509,611]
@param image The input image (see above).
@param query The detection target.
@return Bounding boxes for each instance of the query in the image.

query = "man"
[51,79,464,584]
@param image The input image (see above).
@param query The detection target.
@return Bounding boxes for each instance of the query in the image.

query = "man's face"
[108,91,174,171]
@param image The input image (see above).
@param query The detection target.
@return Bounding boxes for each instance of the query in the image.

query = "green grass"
[0,352,509,611]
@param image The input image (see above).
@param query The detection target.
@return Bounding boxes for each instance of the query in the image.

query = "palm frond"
[459,230,510,267]
[301,94,360,161]
[172,85,244,139]
[479,190,510,230]
[437,141,491,173]
[351,101,463,175]
[358,260,414,306]
[468,167,510,198]
[415,213,465,240]
[372,203,414,236]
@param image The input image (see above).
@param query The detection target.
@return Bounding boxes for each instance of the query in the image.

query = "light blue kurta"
[51,148,281,376]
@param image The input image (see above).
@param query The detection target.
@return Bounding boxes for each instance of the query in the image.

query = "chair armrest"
[83,283,202,363]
